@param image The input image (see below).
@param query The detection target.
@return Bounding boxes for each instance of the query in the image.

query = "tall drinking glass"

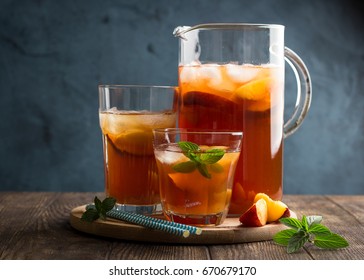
[98,85,178,214]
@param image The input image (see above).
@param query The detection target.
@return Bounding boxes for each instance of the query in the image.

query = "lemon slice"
[110,129,154,155]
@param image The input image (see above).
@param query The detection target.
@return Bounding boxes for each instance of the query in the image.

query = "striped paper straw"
[141,214,202,236]
[107,209,190,238]
[86,205,202,238]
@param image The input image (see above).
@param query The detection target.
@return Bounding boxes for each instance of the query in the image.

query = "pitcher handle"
[283,47,312,138]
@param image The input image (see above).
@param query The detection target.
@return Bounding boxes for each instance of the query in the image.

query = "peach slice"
[239,198,268,227]
[182,91,239,112]
[281,207,291,218]
[254,193,288,223]
[235,78,272,101]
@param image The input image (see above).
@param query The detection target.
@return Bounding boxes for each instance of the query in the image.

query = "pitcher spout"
[173,26,192,40]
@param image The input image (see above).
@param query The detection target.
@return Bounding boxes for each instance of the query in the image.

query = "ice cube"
[106,113,126,135]
[225,64,260,84]
[108,107,119,112]
[196,64,220,80]
[200,64,236,92]
[179,66,198,83]
[99,113,108,134]
[155,149,185,165]
[189,60,201,66]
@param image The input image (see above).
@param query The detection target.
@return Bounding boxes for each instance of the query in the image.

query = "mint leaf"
[273,229,297,246]
[287,230,309,253]
[172,161,197,173]
[94,196,102,213]
[279,217,303,230]
[173,141,225,179]
[178,141,199,153]
[197,164,211,179]
[81,196,116,222]
[307,215,323,227]
[314,233,349,249]
[308,224,331,236]
[302,215,309,231]
[274,214,349,254]
[200,149,225,164]
[81,208,99,222]
[102,197,117,212]
[187,151,201,163]
[209,163,224,173]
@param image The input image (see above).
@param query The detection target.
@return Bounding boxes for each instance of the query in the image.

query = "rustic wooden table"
[0,192,363,260]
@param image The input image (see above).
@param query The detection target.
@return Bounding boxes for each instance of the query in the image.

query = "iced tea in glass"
[153,128,243,226]
[98,85,177,214]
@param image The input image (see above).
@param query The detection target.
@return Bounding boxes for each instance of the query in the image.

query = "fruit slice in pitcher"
[234,78,272,111]
[181,91,241,128]
[236,78,272,101]
[183,91,238,110]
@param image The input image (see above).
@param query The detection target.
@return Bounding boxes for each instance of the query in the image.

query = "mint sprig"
[81,196,116,222]
[273,215,349,253]
[172,141,225,179]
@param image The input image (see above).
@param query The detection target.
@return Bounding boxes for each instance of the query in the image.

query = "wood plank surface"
[70,205,295,245]
[0,192,363,260]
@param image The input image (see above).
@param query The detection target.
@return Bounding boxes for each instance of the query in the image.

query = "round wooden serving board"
[70,205,295,244]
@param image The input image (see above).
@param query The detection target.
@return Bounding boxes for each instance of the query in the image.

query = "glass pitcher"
[174,23,311,214]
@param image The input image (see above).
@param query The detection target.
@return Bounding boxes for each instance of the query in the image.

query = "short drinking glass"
[153,128,243,226]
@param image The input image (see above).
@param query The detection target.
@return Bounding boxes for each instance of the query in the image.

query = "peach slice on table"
[281,207,291,218]
[239,198,268,227]
[253,193,288,223]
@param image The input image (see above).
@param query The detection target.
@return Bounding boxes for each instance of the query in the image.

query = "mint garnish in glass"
[172,141,225,179]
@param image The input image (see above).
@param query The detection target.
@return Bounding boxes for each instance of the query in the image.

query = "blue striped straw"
[106,210,189,237]
[85,205,201,238]
[141,214,202,236]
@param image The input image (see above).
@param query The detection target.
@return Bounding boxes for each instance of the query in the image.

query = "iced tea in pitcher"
[178,64,284,214]
[175,24,311,215]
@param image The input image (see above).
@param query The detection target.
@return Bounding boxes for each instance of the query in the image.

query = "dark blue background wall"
[0,0,363,194]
